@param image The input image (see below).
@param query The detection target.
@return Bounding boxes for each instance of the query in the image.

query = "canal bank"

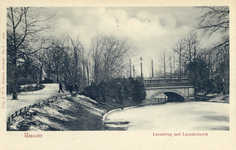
[7,92,229,131]
[7,95,106,131]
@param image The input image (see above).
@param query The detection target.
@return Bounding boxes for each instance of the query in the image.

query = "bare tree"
[67,35,84,87]
[183,31,199,62]
[159,49,168,78]
[90,35,130,83]
[169,56,172,79]
[47,38,67,83]
[172,38,185,79]
[198,6,229,36]
[197,6,229,68]
[197,6,229,67]
[45,34,88,91]
[197,6,229,93]
[90,36,103,84]
[7,7,54,99]
[181,30,200,81]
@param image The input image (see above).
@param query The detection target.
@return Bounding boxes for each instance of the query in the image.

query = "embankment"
[7,95,106,131]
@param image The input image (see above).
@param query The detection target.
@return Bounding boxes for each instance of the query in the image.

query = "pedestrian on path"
[117,83,123,104]
[68,84,73,94]
[58,82,64,93]
[75,83,79,94]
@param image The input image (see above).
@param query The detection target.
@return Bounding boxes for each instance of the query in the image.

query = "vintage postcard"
[0,0,235,149]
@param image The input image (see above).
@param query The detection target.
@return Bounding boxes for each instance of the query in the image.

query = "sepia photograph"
[5,6,229,131]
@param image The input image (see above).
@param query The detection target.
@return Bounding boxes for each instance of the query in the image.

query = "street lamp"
[140,56,143,78]
[133,65,135,78]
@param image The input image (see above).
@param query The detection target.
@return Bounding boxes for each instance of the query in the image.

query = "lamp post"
[133,65,135,78]
[140,56,143,78]
[129,59,132,78]
[170,57,172,79]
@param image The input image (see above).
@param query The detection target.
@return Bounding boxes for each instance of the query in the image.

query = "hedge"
[81,77,146,104]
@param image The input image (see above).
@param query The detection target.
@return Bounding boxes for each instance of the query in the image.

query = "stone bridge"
[144,78,195,102]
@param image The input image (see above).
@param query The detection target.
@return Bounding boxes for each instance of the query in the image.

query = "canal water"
[104,102,229,131]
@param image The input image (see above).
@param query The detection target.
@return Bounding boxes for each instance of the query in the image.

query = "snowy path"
[7,83,69,117]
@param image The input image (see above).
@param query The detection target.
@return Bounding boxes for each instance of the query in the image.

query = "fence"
[7,94,71,124]
[144,78,192,87]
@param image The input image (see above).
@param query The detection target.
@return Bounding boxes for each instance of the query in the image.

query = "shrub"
[131,78,146,104]
[7,84,21,94]
[34,84,45,91]
[17,84,45,92]
[40,78,53,84]
[81,83,100,100]
[81,77,146,105]
[17,78,37,85]
[27,85,34,91]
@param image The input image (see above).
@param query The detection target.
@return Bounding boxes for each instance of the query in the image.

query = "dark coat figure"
[58,82,64,93]
[117,83,123,104]
[75,84,79,93]
[68,84,73,94]
[98,82,106,102]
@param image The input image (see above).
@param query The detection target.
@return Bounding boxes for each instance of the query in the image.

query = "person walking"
[69,84,73,94]
[117,83,123,104]
[75,83,79,94]
[58,82,64,93]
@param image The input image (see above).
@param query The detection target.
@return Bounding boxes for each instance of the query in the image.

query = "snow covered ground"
[7,95,106,131]
[104,102,229,131]
[7,83,69,117]
[7,85,229,131]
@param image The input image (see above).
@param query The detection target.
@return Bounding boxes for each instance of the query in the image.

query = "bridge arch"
[150,89,188,102]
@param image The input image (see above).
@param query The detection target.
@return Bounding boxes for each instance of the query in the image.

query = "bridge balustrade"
[144,78,192,87]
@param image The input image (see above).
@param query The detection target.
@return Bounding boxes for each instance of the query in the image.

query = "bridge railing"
[144,78,192,87]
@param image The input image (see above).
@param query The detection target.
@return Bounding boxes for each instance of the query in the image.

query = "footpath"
[7,83,69,117]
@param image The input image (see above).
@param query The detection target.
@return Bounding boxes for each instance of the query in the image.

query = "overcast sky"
[42,7,224,77]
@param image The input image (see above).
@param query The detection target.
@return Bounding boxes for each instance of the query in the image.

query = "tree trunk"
[194,46,196,86]
[12,11,18,100]
[56,66,59,83]
[164,57,166,78]
[86,65,89,86]
[83,63,86,89]
[40,65,43,82]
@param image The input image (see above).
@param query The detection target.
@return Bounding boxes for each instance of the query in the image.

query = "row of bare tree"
[158,6,229,93]
[40,34,130,88]
[7,7,130,100]
[157,30,199,79]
